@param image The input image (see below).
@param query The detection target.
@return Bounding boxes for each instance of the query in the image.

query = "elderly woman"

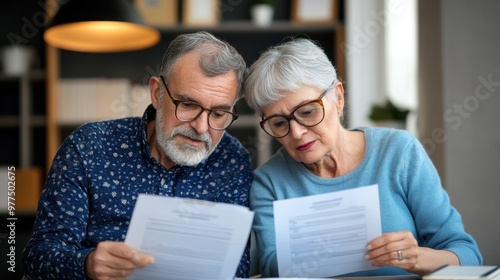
[243,38,482,278]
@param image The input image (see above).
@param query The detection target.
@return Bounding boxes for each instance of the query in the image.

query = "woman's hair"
[243,38,338,115]
[160,31,247,99]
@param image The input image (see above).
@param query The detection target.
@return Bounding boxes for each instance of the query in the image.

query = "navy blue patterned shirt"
[22,105,253,279]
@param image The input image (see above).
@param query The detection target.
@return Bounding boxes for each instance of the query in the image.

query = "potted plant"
[251,0,275,27]
[368,99,410,129]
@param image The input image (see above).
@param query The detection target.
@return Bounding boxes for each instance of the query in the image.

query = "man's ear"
[149,76,161,109]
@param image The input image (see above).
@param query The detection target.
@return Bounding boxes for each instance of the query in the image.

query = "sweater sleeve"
[250,169,280,277]
[401,135,482,265]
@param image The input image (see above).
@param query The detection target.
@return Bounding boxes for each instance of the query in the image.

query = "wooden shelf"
[156,21,339,33]
[0,69,45,81]
[0,115,45,127]
[0,116,19,126]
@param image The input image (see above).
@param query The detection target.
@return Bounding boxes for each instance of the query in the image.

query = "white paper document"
[125,194,254,280]
[274,184,382,278]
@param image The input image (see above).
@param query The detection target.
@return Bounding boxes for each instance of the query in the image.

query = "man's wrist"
[84,249,96,279]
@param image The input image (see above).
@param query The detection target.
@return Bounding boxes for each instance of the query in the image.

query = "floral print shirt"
[22,105,253,279]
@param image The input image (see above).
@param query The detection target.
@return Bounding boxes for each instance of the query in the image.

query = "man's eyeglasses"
[260,85,333,138]
[160,76,238,130]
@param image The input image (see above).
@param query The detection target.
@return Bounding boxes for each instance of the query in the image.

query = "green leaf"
[368,99,410,121]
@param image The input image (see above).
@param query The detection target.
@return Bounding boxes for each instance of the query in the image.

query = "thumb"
[133,251,155,268]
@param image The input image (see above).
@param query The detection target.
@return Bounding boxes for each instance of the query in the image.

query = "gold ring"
[397,250,404,261]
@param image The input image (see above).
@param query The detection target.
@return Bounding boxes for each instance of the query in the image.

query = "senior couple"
[22,31,481,279]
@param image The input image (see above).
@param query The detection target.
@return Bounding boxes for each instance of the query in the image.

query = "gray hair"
[243,38,338,115]
[160,31,247,99]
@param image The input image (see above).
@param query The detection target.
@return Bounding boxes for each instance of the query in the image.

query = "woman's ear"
[149,76,161,109]
[335,82,345,113]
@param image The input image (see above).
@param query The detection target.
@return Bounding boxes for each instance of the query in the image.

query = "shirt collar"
[139,104,158,165]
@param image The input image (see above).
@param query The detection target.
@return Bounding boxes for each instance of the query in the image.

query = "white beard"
[155,106,216,166]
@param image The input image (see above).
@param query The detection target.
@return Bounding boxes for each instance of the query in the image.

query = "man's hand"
[85,241,154,279]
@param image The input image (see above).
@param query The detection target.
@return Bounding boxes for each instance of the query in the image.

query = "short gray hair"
[243,38,338,115]
[160,31,247,99]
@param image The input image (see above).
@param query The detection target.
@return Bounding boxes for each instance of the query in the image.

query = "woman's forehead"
[262,86,324,116]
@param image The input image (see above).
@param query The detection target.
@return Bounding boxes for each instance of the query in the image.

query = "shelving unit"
[0,70,46,167]
[0,70,46,214]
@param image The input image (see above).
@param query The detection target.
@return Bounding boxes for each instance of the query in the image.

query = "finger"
[93,242,147,272]
[378,249,417,267]
[367,244,419,269]
[132,251,155,268]
[88,242,153,280]
[94,267,135,279]
[367,231,410,250]
[370,238,408,256]
[106,243,154,268]
[105,242,136,260]
[93,243,135,271]
[89,253,135,279]
[366,232,417,262]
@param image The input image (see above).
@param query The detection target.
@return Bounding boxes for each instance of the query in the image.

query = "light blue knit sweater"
[250,127,482,277]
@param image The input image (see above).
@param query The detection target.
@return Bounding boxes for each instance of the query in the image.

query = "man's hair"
[160,31,247,99]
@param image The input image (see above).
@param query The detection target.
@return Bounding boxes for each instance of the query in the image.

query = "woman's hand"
[365,231,419,272]
[85,241,154,279]
[365,230,460,275]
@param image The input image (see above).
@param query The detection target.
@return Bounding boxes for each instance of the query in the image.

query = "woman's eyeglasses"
[260,84,333,138]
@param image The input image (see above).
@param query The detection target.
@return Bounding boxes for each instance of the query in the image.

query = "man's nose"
[190,110,210,134]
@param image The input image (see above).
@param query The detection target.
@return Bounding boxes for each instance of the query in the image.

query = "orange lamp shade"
[44,0,160,53]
